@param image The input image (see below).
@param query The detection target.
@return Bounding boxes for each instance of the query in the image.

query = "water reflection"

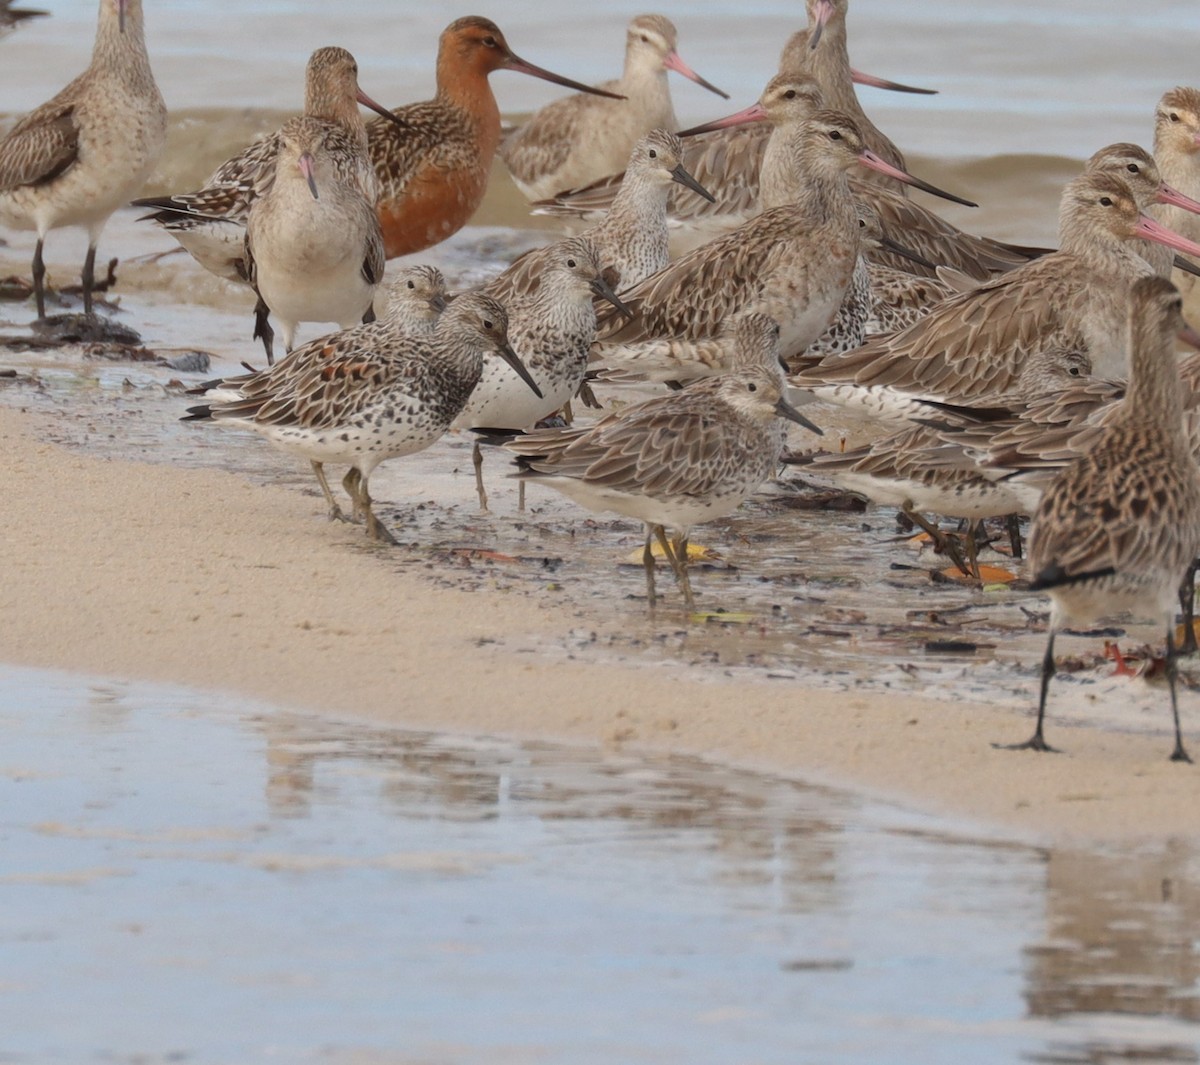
[2,666,1199,1064]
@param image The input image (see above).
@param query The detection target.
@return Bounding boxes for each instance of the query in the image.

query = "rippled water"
[2,664,1199,1063]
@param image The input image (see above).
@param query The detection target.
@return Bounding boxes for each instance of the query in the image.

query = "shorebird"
[460,237,630,510]
[996,276,1200,761]
[500,14,727,202]
[368,16,624,259]
[185,293,541,544]
[486,129,712,303]
[503,313,821,610]
[243,117,385,363]
[791,349,1095,574]
[187,263,447,408]
[0,0,46,37]
[590,110,969,383]
[537,72,1015,278]
[792,171,1200,421]
[0,0,165,319]
[1153,87,1200,298]
[134,46,398,285]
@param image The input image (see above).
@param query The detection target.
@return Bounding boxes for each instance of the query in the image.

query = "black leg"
[1177,560,1198,655]
[81,243,97,317]
[252,295,275,365]
[1165,625,1193,764]
[32,238,46,320]
[995,630,1061,753]
[642,526,657,610]
[1006,514,1024,561]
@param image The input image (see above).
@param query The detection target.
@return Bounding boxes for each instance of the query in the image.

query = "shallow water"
[2,663,1200,1062]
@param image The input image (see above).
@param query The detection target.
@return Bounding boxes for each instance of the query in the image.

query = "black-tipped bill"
[878,234,939,272]
[670,163,715,203]
[858,150,978,208]
[504,51,625,101]
[775,396,823,436]
[357,88,407,129]
[430,294,448,313]
[851,68,937,95]
[497,340,544,399]
[663,50,729,100]
[808,0,835,50]
[591,275,634,319]
[298,152,319,200]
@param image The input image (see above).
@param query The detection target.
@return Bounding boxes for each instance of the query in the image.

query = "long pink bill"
[1134,214,1200,258]
[1179,323,1200,350]
[851,67,937,95]
[503,51,625,100]
[1174,254,1200,280]
[298,153,319,201]
[858,149,978,208]
[1158,180,1200,215]
[808,0,835,50]
[663,50,729,100]
[676,102,766,137]
[357,88,407,129]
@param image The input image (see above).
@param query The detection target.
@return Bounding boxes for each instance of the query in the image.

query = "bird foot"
[992,735,1061,754]
[1103,641,1138,677]
[1170,745,1194,764]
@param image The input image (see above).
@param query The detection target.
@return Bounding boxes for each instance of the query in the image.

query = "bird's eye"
[828,129,842,140]
[566,258,577,268]
[784,89,797,100]
[639,34,649,43]
[1099,196,1113,206]
[747,382,757,392]
[406,280,415,289]
[648,149,658,160]
[1069,365,1081,376]
[1171,112,1181,123]
[483,319,494,329]
[482,35,497,47]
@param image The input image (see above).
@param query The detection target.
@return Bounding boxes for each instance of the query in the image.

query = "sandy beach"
[3,398,1198,844]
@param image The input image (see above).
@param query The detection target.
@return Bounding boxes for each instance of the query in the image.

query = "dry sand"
[2,404,1198,843]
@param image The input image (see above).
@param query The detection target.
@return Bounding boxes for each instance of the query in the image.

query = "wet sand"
[2,396,1199,844]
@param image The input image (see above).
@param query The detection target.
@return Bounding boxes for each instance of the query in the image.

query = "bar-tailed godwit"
[0,0,165,319]
[793,172,1200,420]
[500,14,727,202]
[368,16,624,259]
[134,47,397,285]
[243,117,386,363]
[997,276,1200,761]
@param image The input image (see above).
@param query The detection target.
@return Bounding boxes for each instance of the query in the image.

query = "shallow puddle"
[1,665,1198,1063]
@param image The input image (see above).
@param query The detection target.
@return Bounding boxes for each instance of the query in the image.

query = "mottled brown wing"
[0,102,77,191]
[499,96,586,189]
[1030,431,1200,581]
[515,388,746,497]
[481,244,550,305]
[862,180,1036,281]
[367,101,457,205]
[797,256,1084,401]
[361,208,386,287]
[595,212,796,343]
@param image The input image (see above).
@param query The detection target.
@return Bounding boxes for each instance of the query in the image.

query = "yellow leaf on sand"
[623,542,723,564]
[939,564,1018,584]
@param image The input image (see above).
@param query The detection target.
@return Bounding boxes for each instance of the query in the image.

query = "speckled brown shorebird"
[504,313,821,610]
[0,0,165,319]
[367,16,624,260]
[997,276,1200,762]
[184,292,541,544]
